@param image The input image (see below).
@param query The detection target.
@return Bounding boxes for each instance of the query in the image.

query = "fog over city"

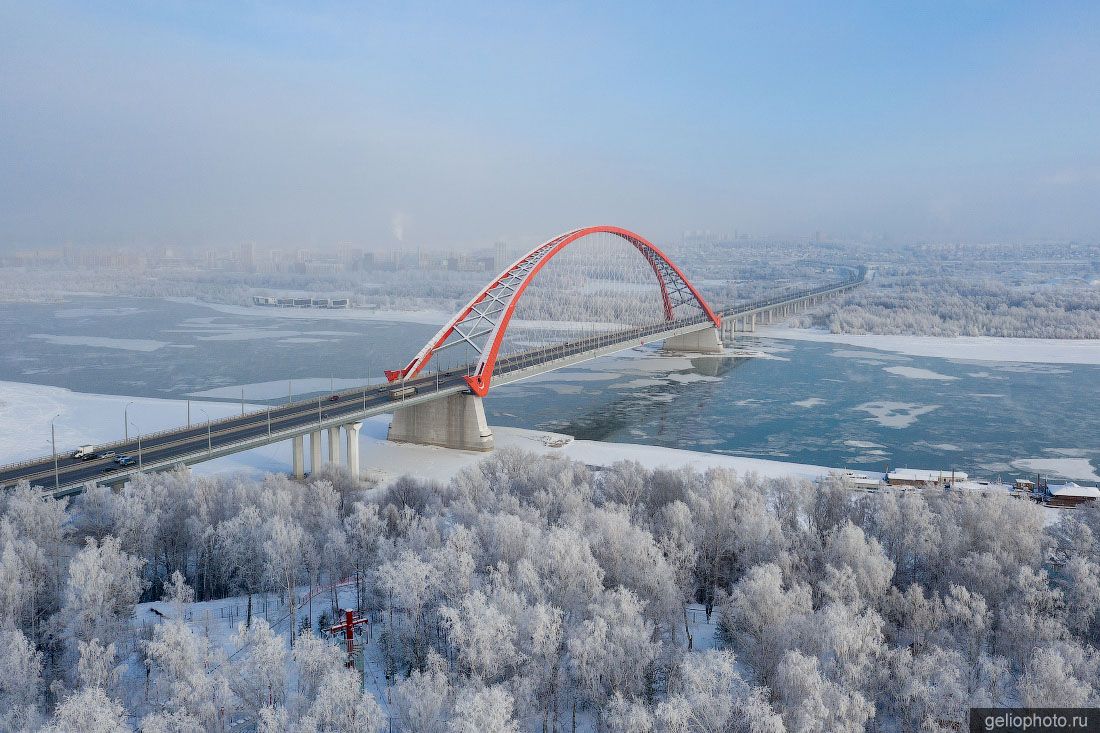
[2,1,1099,252]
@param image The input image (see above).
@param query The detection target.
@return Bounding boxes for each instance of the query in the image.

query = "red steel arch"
[386,225,721,396]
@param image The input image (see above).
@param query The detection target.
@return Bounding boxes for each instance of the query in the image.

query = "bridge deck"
[0,270,863,496]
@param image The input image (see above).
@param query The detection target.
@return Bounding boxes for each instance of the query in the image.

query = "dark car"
[97,450,116,460]
[328,394,340,402]
[114,455,137,466]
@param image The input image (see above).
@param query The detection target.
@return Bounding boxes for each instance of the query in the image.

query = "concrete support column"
[388,393,494,451]
[345,422,362,478]
[750,313,756,332]
[327,426,341,464]
[292,435,305,479]
[309,430,322,474]
[664,326,723,354]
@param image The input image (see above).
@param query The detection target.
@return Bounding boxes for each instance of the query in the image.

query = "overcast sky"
[1,1,1098,251]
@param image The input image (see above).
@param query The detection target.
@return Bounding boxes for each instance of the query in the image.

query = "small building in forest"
[1044,482,1100,508]
[885,468,967,489]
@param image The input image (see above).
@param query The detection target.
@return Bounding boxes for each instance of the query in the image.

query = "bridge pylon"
[663,327,723,354]
[387,392,494,452]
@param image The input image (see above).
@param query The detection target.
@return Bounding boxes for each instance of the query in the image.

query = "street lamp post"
[124,401,134,441]
[199,409,212,453]
[129,420,142,469]
[50,414,60,490]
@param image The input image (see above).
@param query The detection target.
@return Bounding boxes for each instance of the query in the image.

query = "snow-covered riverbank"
[761,326,1100,365]
[0,379,839,484]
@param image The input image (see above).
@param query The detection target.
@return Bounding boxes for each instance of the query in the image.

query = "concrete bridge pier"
[309,430,323,474]
[388,392,494,452]
[292,435,305,479]
[345,422,362,477]
[327,426,341,464]
[663,327,723,353]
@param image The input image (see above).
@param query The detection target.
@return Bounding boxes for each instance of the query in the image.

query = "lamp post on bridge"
[199,408,212,454]
[50,414,60,491]
[129,420,142,469]
[124,401,134,441]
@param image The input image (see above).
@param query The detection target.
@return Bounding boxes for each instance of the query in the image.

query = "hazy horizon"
[2,1,1098,252]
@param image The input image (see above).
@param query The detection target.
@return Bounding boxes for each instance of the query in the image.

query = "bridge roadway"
[0,269,864,497]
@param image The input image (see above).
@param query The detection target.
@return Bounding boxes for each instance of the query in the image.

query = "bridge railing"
[717,268,863,318]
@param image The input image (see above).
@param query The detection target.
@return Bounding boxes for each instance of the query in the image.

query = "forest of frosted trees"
[3,450,1100,731]
[803,277,1100,339]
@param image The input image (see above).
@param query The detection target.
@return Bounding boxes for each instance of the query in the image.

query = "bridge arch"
[386,225,721,396]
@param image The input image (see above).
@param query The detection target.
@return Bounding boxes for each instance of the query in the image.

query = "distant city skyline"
[1,1,1098,251]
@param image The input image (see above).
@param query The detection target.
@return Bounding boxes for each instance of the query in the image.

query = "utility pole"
[124,401,133,441]
[241,387,245,415]
[267,406,272,437]
[187,399,191,427]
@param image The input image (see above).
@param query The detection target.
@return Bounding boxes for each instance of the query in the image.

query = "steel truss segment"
[386,226,721,391]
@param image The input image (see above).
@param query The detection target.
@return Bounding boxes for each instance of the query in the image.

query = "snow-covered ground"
[0,379,840,483]
[762,326,1100,365]
[0,380,249,464]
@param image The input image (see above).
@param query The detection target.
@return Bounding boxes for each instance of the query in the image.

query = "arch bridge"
[0,226,864,496]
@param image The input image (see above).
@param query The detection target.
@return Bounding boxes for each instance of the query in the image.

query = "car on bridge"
[73,445,96,460]
[328,394,340,402]
[114,455,136,466]
[97,450,116,460]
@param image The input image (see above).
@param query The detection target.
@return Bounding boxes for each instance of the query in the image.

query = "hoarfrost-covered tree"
[0,538,31,629]
[76,638,123,698]
[519,526,603,619]
[568,587,658,712]
[220,506,267,626]
[656,650,783,733]
[819,522,895,609]
[516,601,565,731]
[718,562,811,685]
[264,516,305,644]
[440,589,518,683]
[58,535,145,672]
[0,626,43,732]
[886,645,967,730]
[42,687,128,733]
[292,631,347,709]
[231,618,288,713]
[773,650,873,733]
[1018,642,1099,707]
[301,668,387,733]
[1060,555,1100,638]
[144,619,232,728]
[606,693,655,733]
[447,685,520,733]
[391,650,452,733]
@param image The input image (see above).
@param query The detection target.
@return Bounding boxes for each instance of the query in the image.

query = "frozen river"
[1,296,1098,482]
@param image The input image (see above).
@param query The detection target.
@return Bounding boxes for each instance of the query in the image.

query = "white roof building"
[887,468,968,484]
[1047,482,1100,499]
